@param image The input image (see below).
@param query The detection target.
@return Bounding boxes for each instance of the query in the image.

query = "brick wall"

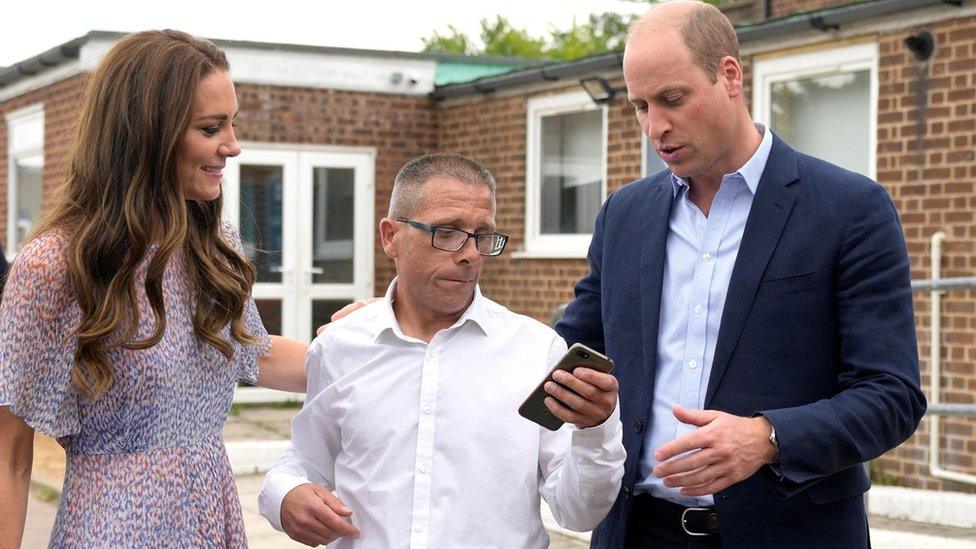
[870,15,976,493]
[2,8,974,492]
[717,0,859,23]
[438,15,976,492]
[0,74,87,239]
[436,82,643,322]
[234,84,439,289]
[0,79,439,295]
[768,0,856,18]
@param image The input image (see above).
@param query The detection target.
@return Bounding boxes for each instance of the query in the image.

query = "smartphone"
[518,343,615,431]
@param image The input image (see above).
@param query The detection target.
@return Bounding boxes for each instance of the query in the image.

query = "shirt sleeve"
[220,221,272,383]
[0,232,82,438]
[258,339,339,531]
[537,335,626,532]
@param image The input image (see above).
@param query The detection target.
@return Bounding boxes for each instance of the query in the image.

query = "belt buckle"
[681,506,715,537]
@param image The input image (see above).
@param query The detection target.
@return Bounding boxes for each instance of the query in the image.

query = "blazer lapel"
[640,175,674,393]
[705,136,800,407]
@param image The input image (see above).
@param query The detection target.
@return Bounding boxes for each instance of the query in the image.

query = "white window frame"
[520,90,607,259]
[641,133,668,177]
[5,103,45,254]
[752,42,878,180]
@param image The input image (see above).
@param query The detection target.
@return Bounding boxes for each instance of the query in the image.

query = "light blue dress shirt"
[636,124,773,506]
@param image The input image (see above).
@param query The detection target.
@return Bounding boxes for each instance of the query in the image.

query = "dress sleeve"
[220,221,272,383]
[0,232,82,438]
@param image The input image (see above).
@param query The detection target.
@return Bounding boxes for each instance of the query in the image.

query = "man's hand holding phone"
[543,367,619,429]
[519,343,618,430]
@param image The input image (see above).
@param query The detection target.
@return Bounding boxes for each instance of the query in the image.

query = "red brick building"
[1,0,974,497]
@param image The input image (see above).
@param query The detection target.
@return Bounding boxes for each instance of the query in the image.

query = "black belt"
[631,493,720,537]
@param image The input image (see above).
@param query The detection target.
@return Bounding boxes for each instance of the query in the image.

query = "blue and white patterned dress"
[0,224,270,548]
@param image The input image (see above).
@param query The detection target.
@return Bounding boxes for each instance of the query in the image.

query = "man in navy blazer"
[554,2,926,547]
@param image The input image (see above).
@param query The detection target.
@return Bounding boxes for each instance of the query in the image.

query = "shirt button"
[422,404,433,414]
[418,463,428,473]
[688,359,699,369]
[702,252,712,262]
[694,305,703,315]
[414,525,423,533]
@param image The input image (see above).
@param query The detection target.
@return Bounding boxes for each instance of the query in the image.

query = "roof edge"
[431,0,960,99]
[0,30,547,91]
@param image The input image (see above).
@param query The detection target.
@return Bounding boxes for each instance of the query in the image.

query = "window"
[753,42,877,179]
[642,134,668,177]
[6,104,44,253]
[524,91,606,257]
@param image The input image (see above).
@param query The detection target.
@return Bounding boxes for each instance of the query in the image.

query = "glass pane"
[311,300,351,341]
[14,155,43,250]
[771,70,870,176]
[254,299,282,335]
[10,115,43,153]
[312,167,355,284]
[644,137,667,176]
[540,110,603,235]
[239,165,284,283]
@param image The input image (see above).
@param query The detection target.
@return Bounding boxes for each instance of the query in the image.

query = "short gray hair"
[388,153,497,218]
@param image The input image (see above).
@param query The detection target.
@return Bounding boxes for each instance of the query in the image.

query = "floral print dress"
[0,224,270,548]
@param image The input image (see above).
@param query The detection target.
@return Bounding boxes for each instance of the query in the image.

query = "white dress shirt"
[637,123,773,506]
[259,280,625,548]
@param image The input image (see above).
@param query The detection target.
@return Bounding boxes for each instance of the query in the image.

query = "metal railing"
[546,232,976,486]
[916,232,976,487]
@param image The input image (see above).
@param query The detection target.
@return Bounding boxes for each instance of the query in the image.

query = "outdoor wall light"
[905,31,935,63]
[580,76,627,106]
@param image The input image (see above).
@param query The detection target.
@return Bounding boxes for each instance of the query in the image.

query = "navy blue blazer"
[556,135,926,548]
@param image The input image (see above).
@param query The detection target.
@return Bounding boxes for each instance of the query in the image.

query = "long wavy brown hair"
[32,30,259,399]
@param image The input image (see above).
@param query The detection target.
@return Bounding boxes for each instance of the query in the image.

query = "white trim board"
[523,89,607,259]
[0,36,438,104]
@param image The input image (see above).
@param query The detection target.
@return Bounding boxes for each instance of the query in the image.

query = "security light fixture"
[580,77,627,106]
[905,31,935,63]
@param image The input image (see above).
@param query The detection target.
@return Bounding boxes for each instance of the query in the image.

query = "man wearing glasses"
[259,153,626,548]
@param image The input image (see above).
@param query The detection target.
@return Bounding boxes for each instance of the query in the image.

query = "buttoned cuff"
[258,472,312,532]
[571,400,622,444]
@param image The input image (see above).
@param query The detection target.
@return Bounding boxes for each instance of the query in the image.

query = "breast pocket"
[755,270,822,299]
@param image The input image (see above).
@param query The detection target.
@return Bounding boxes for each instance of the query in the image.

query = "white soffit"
[224,47,437,95]
[740,3,976,56]
[0,37,114,103]
[0,37,438,104]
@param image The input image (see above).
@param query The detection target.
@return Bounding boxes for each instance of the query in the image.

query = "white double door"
[223,147,375,344]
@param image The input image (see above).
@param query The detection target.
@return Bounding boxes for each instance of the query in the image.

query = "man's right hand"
[280,483,361,547]
[315,298,382,335]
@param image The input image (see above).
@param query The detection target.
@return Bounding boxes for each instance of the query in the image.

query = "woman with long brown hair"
[0,30,308,547]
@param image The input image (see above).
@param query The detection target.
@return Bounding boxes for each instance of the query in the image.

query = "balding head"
[628,0,739,84]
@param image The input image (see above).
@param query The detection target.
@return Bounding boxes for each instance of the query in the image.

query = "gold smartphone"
[518,343,615,431]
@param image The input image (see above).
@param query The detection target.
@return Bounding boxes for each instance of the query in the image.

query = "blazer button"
[623,486,631,499]
[634,419,645,432]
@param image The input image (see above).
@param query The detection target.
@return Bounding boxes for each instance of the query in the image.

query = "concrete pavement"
[21,407,976,548]
[23,476,976,548]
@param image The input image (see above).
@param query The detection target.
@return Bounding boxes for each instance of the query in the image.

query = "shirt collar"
[670,122,774,198]
[372,277,491,343]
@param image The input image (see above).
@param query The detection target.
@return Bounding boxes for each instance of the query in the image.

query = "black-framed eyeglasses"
[397,218,509,257]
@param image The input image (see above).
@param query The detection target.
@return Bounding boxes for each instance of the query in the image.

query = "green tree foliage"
[547,12,633,61]
[421,1,726,60]
[478,16,548,58]
[422,13,632,60]
[421,25,475,55]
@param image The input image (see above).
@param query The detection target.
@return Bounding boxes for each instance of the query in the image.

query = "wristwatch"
[768,424,780,463]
